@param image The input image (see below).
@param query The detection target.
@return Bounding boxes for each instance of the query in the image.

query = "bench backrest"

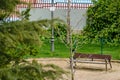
[73,53,111,61]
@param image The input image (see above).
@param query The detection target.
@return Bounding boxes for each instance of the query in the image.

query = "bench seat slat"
[73,60,107,64]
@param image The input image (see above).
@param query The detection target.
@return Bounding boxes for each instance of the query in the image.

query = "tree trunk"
[66,0,71,44]
[67,0,75,80]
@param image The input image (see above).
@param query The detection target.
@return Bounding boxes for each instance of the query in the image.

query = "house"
[12,0,93,30]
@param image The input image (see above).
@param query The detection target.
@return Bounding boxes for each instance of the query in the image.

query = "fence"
[18,0,92,9]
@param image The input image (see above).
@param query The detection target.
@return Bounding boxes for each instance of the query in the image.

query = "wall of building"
[20,8,88,30]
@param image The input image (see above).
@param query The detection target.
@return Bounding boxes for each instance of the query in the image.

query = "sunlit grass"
[24,39,120,60]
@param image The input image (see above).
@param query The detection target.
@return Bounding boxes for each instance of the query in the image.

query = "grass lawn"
[24,39,120,60]
[77,44,120,60]
[24,39,70,58]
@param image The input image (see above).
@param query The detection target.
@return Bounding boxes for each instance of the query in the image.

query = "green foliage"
[0,18,67,67]
[0,0,22,21]
[0,18,68,79]
[0,60,68,80]
[44,19,70,48]
[0,0,31,22]
[21,3,31,20]
[0,20,50,67]
[84,0,120,46]
[0,0,21,11]
[54,22,67,44]
[72,34,87,51]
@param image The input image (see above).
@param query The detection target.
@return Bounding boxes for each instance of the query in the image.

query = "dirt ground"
[27,58,120,80]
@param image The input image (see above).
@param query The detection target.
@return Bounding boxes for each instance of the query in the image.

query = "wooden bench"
[70,53,112,71]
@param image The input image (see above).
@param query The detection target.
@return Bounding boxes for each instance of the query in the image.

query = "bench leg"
[105,59,107,71]
[91,58,93,61]
[109,61,112,68]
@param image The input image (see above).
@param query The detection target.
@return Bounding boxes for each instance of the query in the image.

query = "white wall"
[20,8,87,30]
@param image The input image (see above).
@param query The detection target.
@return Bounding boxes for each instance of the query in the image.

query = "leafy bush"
[83,0,120,46]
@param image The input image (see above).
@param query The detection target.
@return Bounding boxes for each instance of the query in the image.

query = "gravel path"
[27,58,120,80]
